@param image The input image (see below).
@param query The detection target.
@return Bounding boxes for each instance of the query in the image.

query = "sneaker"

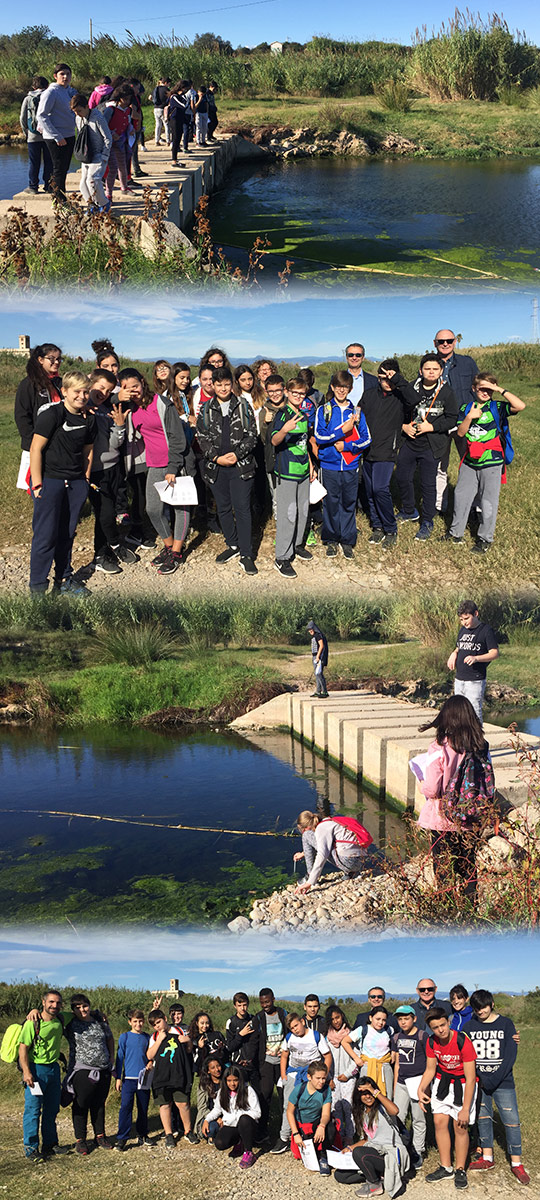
[165,1134,176,1149]
[319,1157,331,1177]
[99,199,112,214]
[295,547,313,561]
[396,508,420,522]
[471,537,491,553]
[23,186,39,195]
[95,1135,114,1149]
[114,1141,127,1152]
[158,551,183,575]
[469,1157,494,1171]
[58,578,90,597]
[124,533,142,547]
[381,532,397,549]
[426,1165,454,1182]
[140,539,157,551]
[306,529,317,546]
[95,553,122,575]
[341,544,354,559]
[24,1149,43,1162]
[325,543,338,557]
[112,544,139,564]
[441,533,464,544]
[75,1140,89,1156]
[356,1185,383,1197]
[185,1131,200,1145]
[239,555,258,575]
[215,546,240,564]
[152,546,172,566]
[411,1151,424,1170]
[231,1141,244,1158]
[454,1169,468,1190]
[368,529,385,544]
[415,521,433,541]
[240,1150,255,1169]
[137,1136,154,1147]
[511,1165,530,1185]
[271,1137,289,1154]
[274,559,297,579]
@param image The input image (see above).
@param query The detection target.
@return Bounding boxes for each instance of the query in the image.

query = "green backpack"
[0,1023,27,1064]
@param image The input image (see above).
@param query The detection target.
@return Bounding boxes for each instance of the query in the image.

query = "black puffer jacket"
[196,396,258,484]
[391,374,459,460]
[14,376,63,450]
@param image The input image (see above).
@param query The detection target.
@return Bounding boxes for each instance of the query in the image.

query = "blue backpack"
[464,399,514,466]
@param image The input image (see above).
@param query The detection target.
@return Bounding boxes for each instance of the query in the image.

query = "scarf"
[326,1022,350,1048]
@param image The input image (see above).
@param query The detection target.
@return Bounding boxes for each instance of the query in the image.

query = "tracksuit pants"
[362,460,397,534]
[29,476,88,591]
[116,1079,150,1142]
[210,466,253,558]
[321,468,359,546]
[275,475,310,561]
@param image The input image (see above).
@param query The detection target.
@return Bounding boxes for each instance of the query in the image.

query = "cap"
[395,1004,416,1016]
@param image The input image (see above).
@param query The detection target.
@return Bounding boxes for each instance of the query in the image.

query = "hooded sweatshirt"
[89,83,114,110]
[37,82,76,141]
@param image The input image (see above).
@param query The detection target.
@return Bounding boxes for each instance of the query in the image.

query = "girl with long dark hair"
[334,1077,409,1196]
[15,344,63,488]
[202,1065,261,1168]
[187,1012,225,1073]
[152,360,173,397]
[195,1055,223,1138]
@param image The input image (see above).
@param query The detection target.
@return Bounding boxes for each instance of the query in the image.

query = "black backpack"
[74,120,93,164]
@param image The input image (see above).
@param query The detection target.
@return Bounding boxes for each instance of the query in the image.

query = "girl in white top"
[203,1066,260,1169]
[343,1009,395,1098]
[295,810,367,892]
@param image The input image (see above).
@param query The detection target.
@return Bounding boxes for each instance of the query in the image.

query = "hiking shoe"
[511,1165,530,1185]
[114,1140,127,1152]
[95,1135,114,1149]
[186,1131,200,1145]
[341,544,354,559]
[113,544,139,564]
[469,1157,494,1171]
[24,1149,43,1162]
[415,521,433,541]
[396,508,420,522]
[137,1136,154,1147]
[58,578,90,597]
[441,533,464,544]
[306,529,317,546]
[471,537,491,553]
[240,1150,255,1168]
[295,547,313,561]
[95,553,122,575]
[426,1165,454,1182]
[140,539,157,551]
[152,546,172,566]
[454,1169,468,1189]
[271,1137,289,1154]
[165,1134,176,1149]
[158,551,183,575]
[215,546,240,564]
[75,1140,89,1156]
[381,532,397,549]
[274,559,296,579]
[325,543,338,557]
[368,529,385,544]
[239,555,258,575]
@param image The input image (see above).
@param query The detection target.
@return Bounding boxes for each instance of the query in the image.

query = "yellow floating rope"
[0,808,294,838]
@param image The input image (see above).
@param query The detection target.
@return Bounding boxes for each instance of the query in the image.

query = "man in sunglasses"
[432,329,478,514]
[413,979,452,1031]
[352,986,399,1036]
[343,343,378,406]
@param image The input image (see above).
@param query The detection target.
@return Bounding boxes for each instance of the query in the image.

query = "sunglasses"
[347,353,363,358]
[418,987,435,993]
[369,995,384,1001]
[435,338,454,345]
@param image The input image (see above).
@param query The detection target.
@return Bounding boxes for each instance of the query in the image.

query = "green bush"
[375,80,413,112]
[411,14,540,101]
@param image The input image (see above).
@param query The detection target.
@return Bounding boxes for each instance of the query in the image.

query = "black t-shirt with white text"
[34,403,97,480]
[455,621,498,682]
[391,1028,427,1082]
[464,1014,517,1092]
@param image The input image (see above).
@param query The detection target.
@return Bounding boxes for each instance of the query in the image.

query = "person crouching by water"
[307,619,328,698]
[294,811,370,893]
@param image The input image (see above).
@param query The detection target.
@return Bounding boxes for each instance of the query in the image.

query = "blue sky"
[0,927,537,996]
[1,289,539,362]
[3,2,540,49]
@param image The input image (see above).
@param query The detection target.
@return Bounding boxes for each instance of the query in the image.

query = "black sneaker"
[454,1170,468,1190]
[165,1134,176,1149]
[325,543,338,557]
[158,551,182,575]
[25,1149,43,1163]
[95,553,122,575]
[295,547,313,561]
[186,1131,200,1145]
[341,544,354,559]
[415,521,433,541]
[75,1140,89,1156]
[114,1140,127,1152]
[471,537,491,553]
[441,533,464,544]
[271,1137,290,1154]
[274,559,297,579]
[42,1144,70,1157]
[152,546,171,566]
[368,529,385,544]
[426,1165,454,1182]
[239,556,258,575]
[215,546,240,564]
[140,539,157,551]
[381,532,397,549]
[137,1136,153,1147]
[112,544,139,564]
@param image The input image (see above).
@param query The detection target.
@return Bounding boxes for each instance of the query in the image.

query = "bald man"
[433,330,478,513]
[413,978,452,1030]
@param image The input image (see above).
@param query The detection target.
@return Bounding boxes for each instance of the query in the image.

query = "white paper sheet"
[153,477,198,505]
[327,1148,358,1169]
[309,478,327,504]
[16,450,30,491]
[405,1074,423,1100]
[28,1081,43,1096]
[299,1138,320,1171]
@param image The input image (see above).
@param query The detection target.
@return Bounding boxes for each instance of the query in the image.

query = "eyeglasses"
[289,390,305,397]
[435,338,454,345]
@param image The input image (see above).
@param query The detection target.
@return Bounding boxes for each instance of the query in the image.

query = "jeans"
[23,1062,61,1154]
[454,678,486,723]
[153,108,168,143]
[28,140,52,191]
[313,658,327,695]
[395,440,439,524]
[477,1086,522,1157]
[362,459,397,534]
[116,1078,150,1142]
[43,137,75,199]
[29,477,88,591]
[80,160,108,206]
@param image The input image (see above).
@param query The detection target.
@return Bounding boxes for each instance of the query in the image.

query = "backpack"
[286,1029,323,1084]
[0,1023,28,1064]
[442,749,496,828]
[74,120,93,164]
[26,94,39,135]
[428,1029,466,1057]
[320,815,373,849]
[463,400,514,466]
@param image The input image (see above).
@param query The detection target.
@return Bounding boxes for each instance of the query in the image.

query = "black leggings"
[71,1069,111,1140]
[431,831,477,900]
[214,1114,256,1153]
[89,464,121,555]
[335,1144,384,1185]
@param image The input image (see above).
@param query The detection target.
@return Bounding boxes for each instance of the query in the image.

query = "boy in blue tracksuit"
[314,370,371,557]
[114,1009,151,1150]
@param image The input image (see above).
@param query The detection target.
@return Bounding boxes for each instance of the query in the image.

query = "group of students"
[14,336,524,593]
[13,978,529,1192]
[19,64,219,211]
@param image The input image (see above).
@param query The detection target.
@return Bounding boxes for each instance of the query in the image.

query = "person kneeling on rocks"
[294,811,372,893]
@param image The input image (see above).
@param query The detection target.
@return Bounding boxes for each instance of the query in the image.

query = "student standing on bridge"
[70,93,113,212]
[447,600,499,722]
[307,619,329,698]
[36,64,76,201]
[20,76,52,195]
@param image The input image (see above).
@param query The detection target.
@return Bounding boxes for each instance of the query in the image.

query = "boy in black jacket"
[360,358,407,550]
[391,354,459,542]
[225,992,260,1090]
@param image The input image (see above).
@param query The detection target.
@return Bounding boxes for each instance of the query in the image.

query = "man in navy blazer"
[344,342,378,406]
[433,329,479,512]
